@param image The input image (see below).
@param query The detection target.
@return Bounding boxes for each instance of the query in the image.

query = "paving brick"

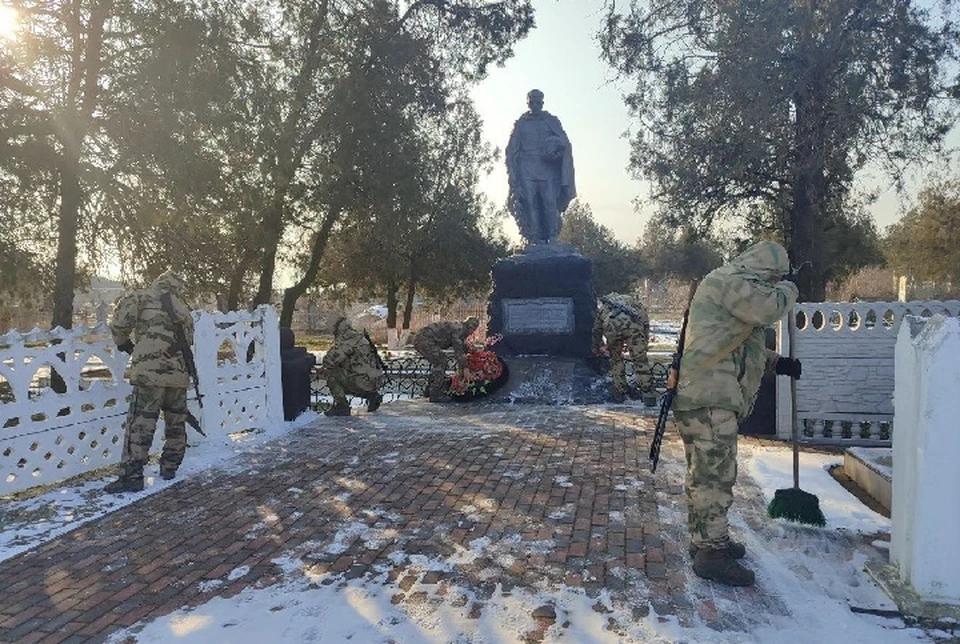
[0,402,860,641]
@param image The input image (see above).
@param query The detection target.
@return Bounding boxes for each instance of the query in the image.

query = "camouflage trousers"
[607,331,652,395]
[414,340,449,398]
[674,407,739,550]
[325,367,377,406]
[121,385,188,474]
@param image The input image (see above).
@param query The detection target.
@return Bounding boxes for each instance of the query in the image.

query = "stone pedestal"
[487,243,595,359]
[886,315,960,614]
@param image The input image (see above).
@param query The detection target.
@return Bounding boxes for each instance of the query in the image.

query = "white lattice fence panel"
[0,325,136,494]
[776,300,960,444]
[194,306,282,436]
[1,305,283,495]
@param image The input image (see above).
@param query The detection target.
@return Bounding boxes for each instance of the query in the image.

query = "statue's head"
[527,89,544,114]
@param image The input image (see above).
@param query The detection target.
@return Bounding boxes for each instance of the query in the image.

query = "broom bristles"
[767,487,827,527]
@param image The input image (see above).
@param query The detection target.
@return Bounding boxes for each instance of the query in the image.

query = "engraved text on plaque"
[502,298,575,334]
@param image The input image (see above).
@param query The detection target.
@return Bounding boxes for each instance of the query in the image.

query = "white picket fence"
[0,306,282,495]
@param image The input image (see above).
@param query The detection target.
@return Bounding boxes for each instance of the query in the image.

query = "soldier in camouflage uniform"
[413,317,480,402]
[322,315,385,417]
[673,241,802,586]
[591,292,654,405]
[104,271,194,493]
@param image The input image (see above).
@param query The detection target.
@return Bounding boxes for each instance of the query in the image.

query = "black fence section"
[311,354,672,411]
[311,355,438,411]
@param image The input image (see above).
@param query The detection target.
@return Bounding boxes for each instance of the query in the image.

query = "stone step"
[843,446,892,514]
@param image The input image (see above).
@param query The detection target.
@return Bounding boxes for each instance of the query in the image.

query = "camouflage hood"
[111,272,194,389]
[152,270,185,296]
[725,241,790,284]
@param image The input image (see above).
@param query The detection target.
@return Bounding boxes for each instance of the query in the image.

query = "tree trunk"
[385,281,399,329]
[253,194,285,306]
[226,246,256,311]
[51,155,82,330]
[402,275,417,330]
[789,86,827,303]
[278,202,343,328]
[51,0,110,329]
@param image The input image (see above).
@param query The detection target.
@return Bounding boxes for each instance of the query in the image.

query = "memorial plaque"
[502,298,574,334]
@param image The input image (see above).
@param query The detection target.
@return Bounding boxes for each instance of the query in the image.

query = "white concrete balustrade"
[776,300,960,444]
[0,306,283,495]
[890,315,960,608]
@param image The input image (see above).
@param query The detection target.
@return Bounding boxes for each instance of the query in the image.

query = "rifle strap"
[363,329,387,372]
[159,291,190,369]
[159,292,182,338]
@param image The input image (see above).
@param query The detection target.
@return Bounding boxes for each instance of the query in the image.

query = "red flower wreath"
[447,333,504,397]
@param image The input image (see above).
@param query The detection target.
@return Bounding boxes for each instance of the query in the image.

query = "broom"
[767,305,826,527]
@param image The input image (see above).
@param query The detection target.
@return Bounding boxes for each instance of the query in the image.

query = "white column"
[192,310,219,433]
[891,314,960,605]
[260,305,284,425]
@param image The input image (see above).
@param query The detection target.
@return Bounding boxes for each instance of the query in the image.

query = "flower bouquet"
[446,334,509,400]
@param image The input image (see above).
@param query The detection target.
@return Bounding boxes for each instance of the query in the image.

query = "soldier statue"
[505,89,577,245]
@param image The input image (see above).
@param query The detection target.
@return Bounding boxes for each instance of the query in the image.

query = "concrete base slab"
[480,356,610,405]
[865,559,960,622]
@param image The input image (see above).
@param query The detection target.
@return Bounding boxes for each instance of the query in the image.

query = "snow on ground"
[105,466,923,644]
[0,411,320,563]
[100,437,930,643]
[743,443,890,535]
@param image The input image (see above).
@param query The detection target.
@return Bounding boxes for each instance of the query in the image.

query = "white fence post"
[260,305,283,426]
[891,315,960,606]
[193,310,219,434]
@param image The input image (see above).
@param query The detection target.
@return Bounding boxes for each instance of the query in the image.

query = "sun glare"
[0,5,19,41]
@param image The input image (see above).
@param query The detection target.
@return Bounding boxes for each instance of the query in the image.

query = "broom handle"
[788,306,800,490]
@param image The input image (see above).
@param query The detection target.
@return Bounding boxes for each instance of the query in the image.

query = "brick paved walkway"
[0,402,883,643]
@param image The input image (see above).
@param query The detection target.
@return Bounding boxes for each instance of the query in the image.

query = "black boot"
[366,392,383,412]
[324,402,351,417]
[609,390,626,404]
[104,464,144,494]
[689,540,746,560]
[693,548,755,586]
[160,466,177,481]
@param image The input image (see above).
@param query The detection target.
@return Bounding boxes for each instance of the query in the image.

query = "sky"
[470,0,958,247]
[3,403,940,643]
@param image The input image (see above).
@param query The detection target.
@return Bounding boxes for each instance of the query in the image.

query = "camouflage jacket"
[322,319,385,391]
[592,293,650,350]
[674,241,798,419]
[413,321,474,369]
[111,273,194,389]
